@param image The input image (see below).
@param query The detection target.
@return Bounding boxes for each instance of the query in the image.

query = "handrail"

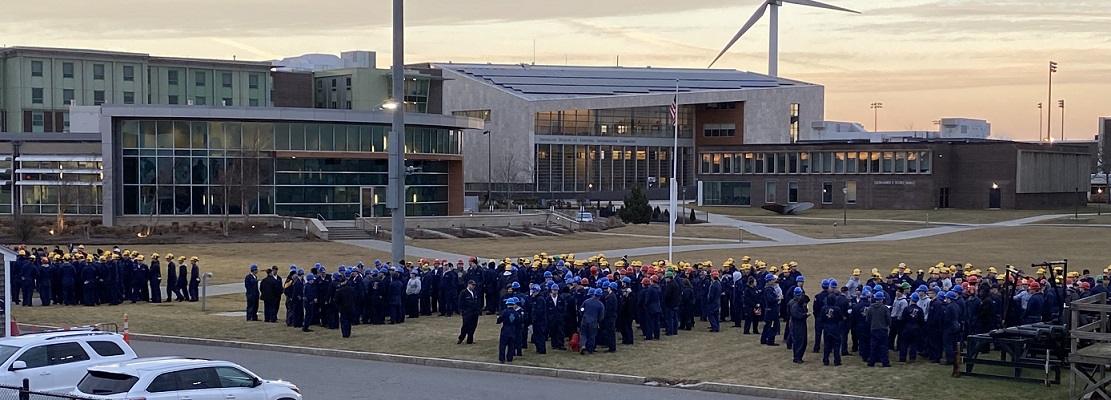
[316,213,326,221]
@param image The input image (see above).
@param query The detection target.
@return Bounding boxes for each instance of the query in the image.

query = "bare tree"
[491,152,533,206]
[213,127,268,235]
[55,179,79,233]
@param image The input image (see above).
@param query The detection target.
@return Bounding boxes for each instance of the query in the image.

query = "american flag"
[669,92,678,127]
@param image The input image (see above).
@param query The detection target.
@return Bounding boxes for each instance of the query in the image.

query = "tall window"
[789,103,800,143]
[31,88,44,104]
[249,74,260,89]
[765,181,777,203]
[30,112,45,132]
[62,112,70,133]
[167,70,179,86]
[845,181,857,204]
[123,66,135,82]
[822,181,833,204]
[62,62,74,78]
[31,61,43,77]
[788,181,798,203]
[168,95,179,105]
[93,64,105,80]
[123,91,135,105]
[195,71,206,86]
[93,90,105,105]
[222,72,233,88]
[62,89,75,105]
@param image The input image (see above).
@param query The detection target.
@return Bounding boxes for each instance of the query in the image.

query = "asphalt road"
[131,340,768,400]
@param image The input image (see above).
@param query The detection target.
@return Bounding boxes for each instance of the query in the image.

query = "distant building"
[697,139,1091,210]
[0,47,273,133]
[426,63,824,201]
[808,118,990,143]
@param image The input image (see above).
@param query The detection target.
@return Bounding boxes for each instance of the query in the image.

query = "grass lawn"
[764,223,927,239]
[1045,214,1111,225]
[638,226,1109,280]
[411,234,709,260]
[17,291,1064,400]
[99,242,391,285]
[697,205,1104,224]
[600,224,770,241]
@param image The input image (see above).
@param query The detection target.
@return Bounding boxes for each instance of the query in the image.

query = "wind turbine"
[708,0,859,76]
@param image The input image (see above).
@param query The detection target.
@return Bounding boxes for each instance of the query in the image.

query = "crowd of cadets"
[7,245,203,307]
[257,252,1107,366]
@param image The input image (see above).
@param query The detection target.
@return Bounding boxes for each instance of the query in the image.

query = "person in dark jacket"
[821,294,844,366]
[20,257,37,307]
[188,257,201,302]
[618,286,637,345]
[545,283,567,349]
[601,282,619,352]
[743,277,762,334]
[260,267,282,322]
[497,297,522,363]
[942,291,962,365]
[302,273,318,332]
[148,255,162,304]
[132,257,149,303]
[579,288,605,355]
[899,292,926,362]
[679,279,696,331]
[663,273,681,335]
[81,258,98,306]
[761,275,781,346]
[164,254,181,302]
[707,271,723,332]
[244,265,260,321]
[789,289,810,363]
[335,276,356,338]
[866,291,892,367]
[389,271,406,324]
[439,264,460,317]
[458,280,482,344]
[643,278,664,340]
[60,258,77,306]
[175,257,188,302]
[529,284,548,354]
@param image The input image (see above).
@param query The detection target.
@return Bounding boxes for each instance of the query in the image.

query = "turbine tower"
[709,0,859,76]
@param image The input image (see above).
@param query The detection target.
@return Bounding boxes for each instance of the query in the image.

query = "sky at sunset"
[3,0,1108,141]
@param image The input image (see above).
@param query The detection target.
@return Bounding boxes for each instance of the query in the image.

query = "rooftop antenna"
[708,0,859,76]
[532,39,536,65]
[616,55,620,67]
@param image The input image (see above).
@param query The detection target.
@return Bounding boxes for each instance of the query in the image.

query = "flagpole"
[669,80,679,263]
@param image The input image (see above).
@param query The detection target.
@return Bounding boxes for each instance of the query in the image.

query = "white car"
[72,357,302,400]
[0,330,137,393]
[576,212,595,222]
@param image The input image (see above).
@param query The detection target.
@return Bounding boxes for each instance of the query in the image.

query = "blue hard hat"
[946,291,959,299]
[250,264,258,271]
[509,282,520,289]
[951,285,963,293]
[344,270,352,277]
[938,291,948,298]
[410,269,419,275]
[374,259,382,266]
[828,279,839,288]
[549,283,560,290]
[910,293,921,302]
[917,285,928,292]
[557,260,565,267]
[861,287,872,296]
[608,282,619,290]
[505,297,518,305]
[793,287,804,296]
[306,273,316,281]
[297,269,305,275]
[370,269,379,275]
[873,285,883,292]
[357,262,364,267]
[765,273,776,281]
[315,263,322,268]
[530,284,541,292]
[332,272,341,280]
[543,271,553,278]
[598,277,609,285]
[820,279,830,288]
[290,265,297,271]
[873,292,885,300]
[594,288,604,296]
[796,276,805,283]
[622,276,632,283]
[338,266,347,272]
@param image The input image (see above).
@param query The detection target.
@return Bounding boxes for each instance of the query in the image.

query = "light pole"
[1037,103,1043,141]
[870,102,883,131]
[1098,188,1103,216]
[483,130,492,209]
[1058,99,1065,141]
[388,0,406,263]
[842,187,848,226]
[1047,61,1057,141]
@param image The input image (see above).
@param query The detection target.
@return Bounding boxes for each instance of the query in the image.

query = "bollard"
[200,272,214,311]
[122,314,130,344]
[20,378,29,400]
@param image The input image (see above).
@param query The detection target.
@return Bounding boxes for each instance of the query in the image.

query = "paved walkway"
[332,212,1101,262]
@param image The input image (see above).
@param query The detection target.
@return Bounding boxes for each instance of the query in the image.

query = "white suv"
[73,357,302,400]
[0,331,137,393]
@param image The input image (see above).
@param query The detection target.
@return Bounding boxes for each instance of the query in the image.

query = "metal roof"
[433,63,811,100]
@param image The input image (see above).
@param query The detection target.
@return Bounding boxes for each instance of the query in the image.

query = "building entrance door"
[360,186,383,218]
[988,187,1001,209]
[938,188,950,208]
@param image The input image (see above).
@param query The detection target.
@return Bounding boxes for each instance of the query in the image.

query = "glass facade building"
[114,116,464,220]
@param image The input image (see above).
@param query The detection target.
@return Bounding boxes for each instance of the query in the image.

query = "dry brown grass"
[638,226,1110,281]
[18,289,1064,400]
[411,234,707,259]
[604,224,770,241]
[697,205,1103,224]
[107,242,391,285]
[765,223,926,239]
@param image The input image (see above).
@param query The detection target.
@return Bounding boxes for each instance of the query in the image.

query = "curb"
[19,323,892,400]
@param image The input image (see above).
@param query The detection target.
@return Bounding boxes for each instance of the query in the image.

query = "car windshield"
[76,371,139,395]
[0,345,18,365]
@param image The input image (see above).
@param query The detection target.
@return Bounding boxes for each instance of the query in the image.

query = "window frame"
[30,61,44,77]
[822,181,834,204]
[31,88,44,104]
[87,341,126,357]
[122,65,135,82]
[787,181,799,203]
[764,181,777,203]
[93,91,105,106]
[62,62,74,78]
[93,64,106,80]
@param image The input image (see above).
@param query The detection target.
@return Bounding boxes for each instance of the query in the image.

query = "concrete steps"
[327,226,373,240]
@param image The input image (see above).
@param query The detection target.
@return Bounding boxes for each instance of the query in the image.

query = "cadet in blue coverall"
[546,283,567,350]
[81,258,97,306]
[812,279,830,352]
[529,284,548,354]
[761,274,781,345]
[821,294,844,366]
[21,257,38,306]
[899,292,926,362]
[789,288,809,363]
[245,265,260,321]
[942,291,962,365]
[302,273,318,332]
[580,288,605,355]
[148,255,162,304]
[601,282,619,352]
[706,270,723,332]
[866,291,891,367]
[497,297,522,363]
[60,257,76,306]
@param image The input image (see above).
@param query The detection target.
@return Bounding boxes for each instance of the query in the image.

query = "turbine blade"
[782,0,860,13]
[708,3,770,68]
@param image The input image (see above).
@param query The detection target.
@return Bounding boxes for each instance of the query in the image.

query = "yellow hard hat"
[769,266,778,273]
[166,253,174,259]
[190,256,199,262]
[86,255,94,262]
[17,250,26,256]
[852,268,861,276]
[987,267,997,273]
[504,265,512,271]
[99,256,107,262]
[891,268,900,275]
[178,256,186,262]
[136,255,144,261]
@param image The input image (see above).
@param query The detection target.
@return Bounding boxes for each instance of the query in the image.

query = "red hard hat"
[650,275,660,283]
[711,270,720,277]
[580,278,590,285]
[1066,278,1074,286]
[641,277,651,285]
[1080,282,1091,290]
[1028,281,1041,290]
[968,276,979,284]
[591,266,599,273]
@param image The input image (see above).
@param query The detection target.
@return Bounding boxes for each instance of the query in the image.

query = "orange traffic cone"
[122,314,130,344]
[9,316,19,336]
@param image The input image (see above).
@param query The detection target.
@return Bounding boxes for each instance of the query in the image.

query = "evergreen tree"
[619,186,652,224]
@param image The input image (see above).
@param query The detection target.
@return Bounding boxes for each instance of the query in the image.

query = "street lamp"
[870,102,883,131]
[483,130,492,209]
[1047,61,1058,142]
[842,187,848,226]
[1058,99,1065,141]
[1099,188,1104,216]
[388,0,406,263]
